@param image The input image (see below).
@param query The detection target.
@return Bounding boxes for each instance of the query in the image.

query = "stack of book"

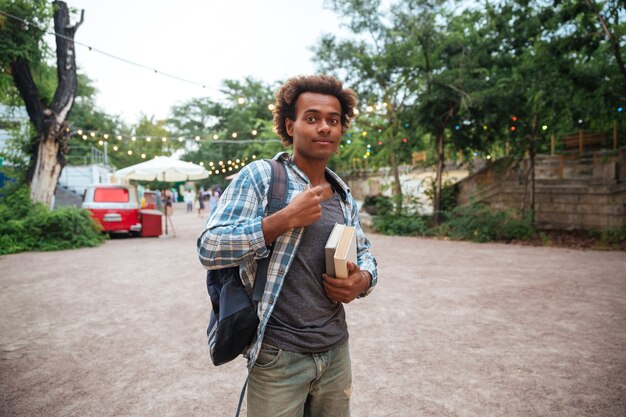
[324,223,357,278]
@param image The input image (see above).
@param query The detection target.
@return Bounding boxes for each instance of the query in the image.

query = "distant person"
[207,186,220,213]
[197,187,206,218]
[184,189,195,213]
[164,189,173,216]
[197,74,378,417]
[154,189,163,211]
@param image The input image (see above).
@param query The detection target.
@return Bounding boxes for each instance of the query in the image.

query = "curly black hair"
[272,74,358,145]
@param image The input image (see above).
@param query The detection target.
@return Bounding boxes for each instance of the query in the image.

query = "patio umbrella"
[114,156,209,235]
[113,156,209,182]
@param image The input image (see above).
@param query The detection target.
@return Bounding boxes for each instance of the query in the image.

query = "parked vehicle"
[82,184,142,235]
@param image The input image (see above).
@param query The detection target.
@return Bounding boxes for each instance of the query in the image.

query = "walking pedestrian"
[197,74,378,417]
[184,189,195,213]
[197,187,206,218]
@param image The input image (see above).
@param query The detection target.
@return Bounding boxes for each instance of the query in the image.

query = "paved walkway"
[1,203,625,417]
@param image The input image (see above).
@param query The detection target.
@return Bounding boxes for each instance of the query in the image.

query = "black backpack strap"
[265,159,288,215]
[252,159,289,303]
[235,375,249,417]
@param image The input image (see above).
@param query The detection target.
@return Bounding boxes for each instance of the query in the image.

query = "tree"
[1,0,83,206]
[171,77,281,183]
[314,0,424,212]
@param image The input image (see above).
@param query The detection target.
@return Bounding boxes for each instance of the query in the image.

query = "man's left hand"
[322,262,370,303]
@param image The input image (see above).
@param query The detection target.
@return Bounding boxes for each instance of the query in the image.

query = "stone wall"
[345,163,469,214]
[456,151,626,230]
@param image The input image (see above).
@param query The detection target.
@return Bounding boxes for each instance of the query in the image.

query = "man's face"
[285,92,342,162]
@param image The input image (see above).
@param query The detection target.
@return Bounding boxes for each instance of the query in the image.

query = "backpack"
[206,159,288,366]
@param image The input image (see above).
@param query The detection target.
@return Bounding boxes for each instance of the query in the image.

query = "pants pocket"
[254,343,282,368]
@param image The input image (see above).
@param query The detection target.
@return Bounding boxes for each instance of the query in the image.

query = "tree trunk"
[389,145,402,212]
[528,113,539,226]
[434,127,445,225]
[384,98,403,213]
[433,107,455,225]
[10,1,83,207]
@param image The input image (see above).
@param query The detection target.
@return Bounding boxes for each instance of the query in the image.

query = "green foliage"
[372,213,430,236]
[0,0,53,106]
[371,201,536,243]
[598,224,626,250]
[424,178,459,213]
[362,194,393,216]
[436,204,536,243]
[0,186,107,255]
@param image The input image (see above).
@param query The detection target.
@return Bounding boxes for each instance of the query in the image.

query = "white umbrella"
[114,156,209,236]
[114,156,209,182]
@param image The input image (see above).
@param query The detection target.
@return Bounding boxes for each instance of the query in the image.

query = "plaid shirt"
[197,152,378,368]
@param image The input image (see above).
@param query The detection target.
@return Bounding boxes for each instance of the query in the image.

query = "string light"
[0,10,223,92]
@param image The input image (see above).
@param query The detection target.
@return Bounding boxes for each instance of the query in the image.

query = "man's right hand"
[262,184,330,244]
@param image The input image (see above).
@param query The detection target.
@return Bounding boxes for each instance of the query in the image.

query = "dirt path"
[1,203,625,417]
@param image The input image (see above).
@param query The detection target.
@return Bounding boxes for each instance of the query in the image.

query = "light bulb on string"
[232,132,238,138]
[127,150,133,155]
[162,137,167,142]
[103,134,109,139]
[195,136,200,141]
[146,137,151,142]
[117,135,122,140]
[141,153,146,159]
[131,136,136,141]
[90,132,96,137]
[213,135,218,140]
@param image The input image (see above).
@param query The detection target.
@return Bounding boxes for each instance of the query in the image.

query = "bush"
[598,224,626,250]
[372,213,430,236]
[362,195,393,216]
[436,204,536,243]
[424,178,459,213]
[0,186,107,255]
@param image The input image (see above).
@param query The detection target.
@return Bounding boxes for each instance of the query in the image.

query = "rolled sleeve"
[197,161,271,269]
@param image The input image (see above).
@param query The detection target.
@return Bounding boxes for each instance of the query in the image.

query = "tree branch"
[10,58,44,133]
[585,0,626,87]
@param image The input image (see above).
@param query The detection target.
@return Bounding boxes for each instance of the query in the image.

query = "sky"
[60,0,352,125]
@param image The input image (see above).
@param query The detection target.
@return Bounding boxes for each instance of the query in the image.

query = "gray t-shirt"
[263,192,348,353]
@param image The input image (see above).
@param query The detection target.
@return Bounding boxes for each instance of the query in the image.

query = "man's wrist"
[360,271,372,295]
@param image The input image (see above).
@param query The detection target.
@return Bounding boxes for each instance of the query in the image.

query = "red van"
[82,184,142,235]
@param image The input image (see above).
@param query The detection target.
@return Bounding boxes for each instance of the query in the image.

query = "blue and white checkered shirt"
[197,152,378,368]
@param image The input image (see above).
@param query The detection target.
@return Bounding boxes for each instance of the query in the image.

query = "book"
[324,223,345,277]
[332,225,357,279]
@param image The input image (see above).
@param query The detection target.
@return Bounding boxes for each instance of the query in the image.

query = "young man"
[197,74,378,417]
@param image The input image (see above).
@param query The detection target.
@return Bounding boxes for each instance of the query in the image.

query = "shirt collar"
[273,151,350,202]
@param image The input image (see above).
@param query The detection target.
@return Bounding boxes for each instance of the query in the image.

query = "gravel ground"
[1,203,625,417]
